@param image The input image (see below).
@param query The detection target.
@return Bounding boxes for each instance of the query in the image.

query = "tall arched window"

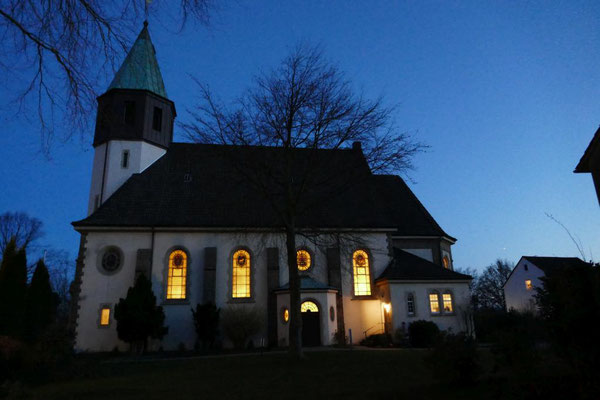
[352,250,372,296]
[167,250,187,299]
[232,249,251,298]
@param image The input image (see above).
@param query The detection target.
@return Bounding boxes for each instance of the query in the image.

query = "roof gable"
[377,248,472,282]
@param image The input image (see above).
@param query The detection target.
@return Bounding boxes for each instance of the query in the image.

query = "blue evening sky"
[1,1,599,272]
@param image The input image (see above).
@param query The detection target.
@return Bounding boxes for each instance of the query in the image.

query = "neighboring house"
[70,24,472,352]
[575,125,600,205]
[503,256,591,311]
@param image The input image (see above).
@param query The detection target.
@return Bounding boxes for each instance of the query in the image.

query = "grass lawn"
[27,349,573,400]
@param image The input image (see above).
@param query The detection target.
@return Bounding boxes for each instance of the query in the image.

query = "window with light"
[525,280,532,291]
[282,308,289,323]
[429,293,440,314]
[297,250,311,271]
[301,301,319,312]
[352,250,372,296]
[232,249,251,298]
[167,250,187,299]
[443,293,453,313]
[442,255,450,269]
[100,307,111,326]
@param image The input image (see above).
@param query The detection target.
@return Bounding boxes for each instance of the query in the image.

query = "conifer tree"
[23,259,58,342]
[114,275,168,352]
[0,238,28,337]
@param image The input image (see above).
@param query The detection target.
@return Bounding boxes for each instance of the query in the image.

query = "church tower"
[87,22,176,215]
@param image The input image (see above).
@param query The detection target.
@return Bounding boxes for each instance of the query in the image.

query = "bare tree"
[472,259,513,310]
[0,0,217,153]
[0,211,43,256]
[183,44,426,358]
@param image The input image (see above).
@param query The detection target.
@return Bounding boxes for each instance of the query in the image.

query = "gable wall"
[504,258,544,312]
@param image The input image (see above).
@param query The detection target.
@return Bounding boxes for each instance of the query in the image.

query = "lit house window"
[232,249,251,298]
[167,250,187,299]
[525,280,533,291]
[429,293,440,314]
[443,293,453,313]
[301,301,319,312]
[352,250,371,296]
[100,307,111,326]
[407,293,415,316]
[297,250,311,271]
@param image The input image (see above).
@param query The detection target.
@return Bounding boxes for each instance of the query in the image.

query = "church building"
[71,24,472,351]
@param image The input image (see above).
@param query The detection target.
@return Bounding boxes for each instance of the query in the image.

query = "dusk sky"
[1,1,599,273]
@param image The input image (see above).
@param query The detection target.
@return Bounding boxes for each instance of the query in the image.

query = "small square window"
[100,307,111,326]
[525,280,533,291]
[121,150,130,169]
[152,107,163,131]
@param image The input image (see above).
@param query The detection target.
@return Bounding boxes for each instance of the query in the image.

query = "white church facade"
[71,24,472,352]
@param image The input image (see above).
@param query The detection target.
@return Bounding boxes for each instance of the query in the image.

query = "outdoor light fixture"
[382,303,391,313]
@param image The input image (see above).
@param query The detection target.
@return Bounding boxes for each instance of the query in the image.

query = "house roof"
[522,256,591,274]
[73,143,452,238]
[276,276,337,291]
[376,248,472,282]
[107,22,168,98]
[574,126,600,173]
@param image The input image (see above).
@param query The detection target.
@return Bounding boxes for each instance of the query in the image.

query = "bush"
[220,306,262,350]
[426,332,480,384]
[191,302,220,350]
[360,333,393,347]
[408,320,440,348]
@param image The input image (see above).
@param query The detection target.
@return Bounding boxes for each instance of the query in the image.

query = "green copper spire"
[107,21,168,98]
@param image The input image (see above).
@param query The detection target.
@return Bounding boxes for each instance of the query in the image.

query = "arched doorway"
[301,301,321,346]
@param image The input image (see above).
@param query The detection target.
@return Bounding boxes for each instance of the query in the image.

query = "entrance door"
[301,301,321,346]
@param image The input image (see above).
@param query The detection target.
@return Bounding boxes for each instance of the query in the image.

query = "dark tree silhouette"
[114,275,168,353]
[183,44,426,358]
[0,212,43,256]
[22,259,58,343]
[0,0,217,152]
[191,302,220,349]
[0,238,28,337]
[472,259,513,310]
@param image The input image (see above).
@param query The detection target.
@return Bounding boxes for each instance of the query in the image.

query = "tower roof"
[107,22,168,98]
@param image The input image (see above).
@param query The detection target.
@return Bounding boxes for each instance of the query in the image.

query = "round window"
[330,306,335,322]
[282,308,289,323]
[101,248,122,273]
[297,250,311,271]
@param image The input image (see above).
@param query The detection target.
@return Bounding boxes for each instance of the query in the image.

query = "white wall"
[87,140,166,215]
[504,258,544,312]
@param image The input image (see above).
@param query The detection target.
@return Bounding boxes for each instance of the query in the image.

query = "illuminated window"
[525,280,532,291]
[297,250,311,271]
[442,255,450,269]
[282,308,289,323]
[352,250,372,296]
[100,307,111,326]
[443,293,453,313]
[232,249,251,298]
[407,293,415,316]
[429,293,440,314]
[167,250,187,299]
[301,301,319,312]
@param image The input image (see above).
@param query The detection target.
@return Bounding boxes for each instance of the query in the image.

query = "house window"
[121,150,130,169]
[152,107,163,131]
[429,293,440,314]
[301,301,319,312]
[524,264,528,271]
[124,101,135,126]
[297,249,311,271]
[167,250,187,299]
[407,293,415,316]
[232,249,251,298]
[100,307,111,326]
[443,293,453,313]
[525,280,533,291]
[352,250,371,296]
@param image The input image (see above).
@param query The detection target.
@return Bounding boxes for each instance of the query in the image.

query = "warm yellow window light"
[283,308,289,322]
[525,280,532,291]
[442,255,450,269]
[232,250,251,298]
[167,250,187,299]
[100,307,110,326]
[352,250,371,296]
[382,303,391,313]
[297,250,311,271]
[429,294,440,313]
[443,293,453,312]
[301,301,319,312]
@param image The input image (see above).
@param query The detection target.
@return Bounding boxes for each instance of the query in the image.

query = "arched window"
[352,250,372,296]
[232,249,251,298]
[301,301,319,312]
[407,293,416,316]
[297,249,311,271]
[167,250,187,299]
[442,255,450,269]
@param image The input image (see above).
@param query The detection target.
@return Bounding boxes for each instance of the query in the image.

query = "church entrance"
[301,301,321,347]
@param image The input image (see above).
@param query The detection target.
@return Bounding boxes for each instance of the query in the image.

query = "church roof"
[377,248,472,282]
[73,143,452,237]
[107,22,168,98]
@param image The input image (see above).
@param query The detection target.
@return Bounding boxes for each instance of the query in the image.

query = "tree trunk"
[286,224,303,359]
